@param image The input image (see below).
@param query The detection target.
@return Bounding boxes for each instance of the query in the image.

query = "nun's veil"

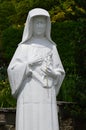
[19,8,55,45]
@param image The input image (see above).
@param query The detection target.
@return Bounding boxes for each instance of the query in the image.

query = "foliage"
[50,0,86,22]
[0,1,16,31]
[0,64,16,107]
[0,79,16,107]
[51,21,76,75]
[1,26,23,64]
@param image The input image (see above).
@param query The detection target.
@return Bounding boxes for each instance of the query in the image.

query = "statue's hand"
[41,65,56,78]
[29,57,43,66]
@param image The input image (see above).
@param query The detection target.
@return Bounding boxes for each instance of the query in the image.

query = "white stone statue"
[7,8,65,130]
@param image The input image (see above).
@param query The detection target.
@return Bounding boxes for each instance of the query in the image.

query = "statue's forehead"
[33,16,47,21]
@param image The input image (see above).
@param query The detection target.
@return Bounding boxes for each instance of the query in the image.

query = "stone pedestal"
[0,108,15,130]
[0,102,75,130]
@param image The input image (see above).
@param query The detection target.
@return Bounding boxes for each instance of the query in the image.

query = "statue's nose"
[38,22,42,27]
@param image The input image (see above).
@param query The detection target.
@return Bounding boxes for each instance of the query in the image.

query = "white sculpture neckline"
[29,37,53,48]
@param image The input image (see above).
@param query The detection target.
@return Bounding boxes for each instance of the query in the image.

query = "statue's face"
[33,16,47,37]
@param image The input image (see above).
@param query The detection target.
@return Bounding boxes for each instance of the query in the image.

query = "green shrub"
[0,79,16,107]
[2,26,23,64]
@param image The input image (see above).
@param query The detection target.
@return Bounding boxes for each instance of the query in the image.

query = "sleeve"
[52,45,65,96]
[7,45,32,98]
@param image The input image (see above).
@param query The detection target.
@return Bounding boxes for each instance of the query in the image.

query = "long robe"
[7,42,65,130]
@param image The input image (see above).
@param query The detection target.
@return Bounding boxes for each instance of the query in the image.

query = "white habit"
[7,8,65,130]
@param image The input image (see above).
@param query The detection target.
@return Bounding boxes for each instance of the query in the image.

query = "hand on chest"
[27,45,53,67]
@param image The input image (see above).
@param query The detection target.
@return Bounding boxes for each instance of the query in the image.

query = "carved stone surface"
[0,102,86,130]
[0,105,76,130]
[7,8,65,130]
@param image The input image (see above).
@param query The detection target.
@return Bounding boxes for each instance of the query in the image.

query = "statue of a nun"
[7,8,65,130]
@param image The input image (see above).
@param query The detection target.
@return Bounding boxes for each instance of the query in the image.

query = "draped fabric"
[7,8,65,130]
